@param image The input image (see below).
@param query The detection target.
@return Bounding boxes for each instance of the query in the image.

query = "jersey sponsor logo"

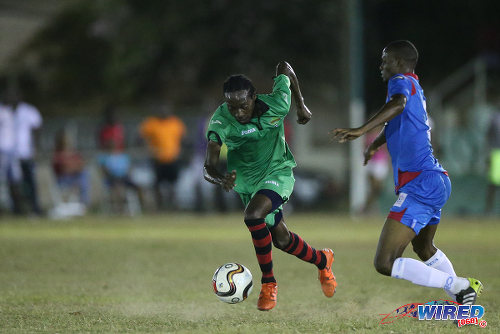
[241,128,256,136]
[211,120,222,125]
[264,180,279,187]
[394,192,407,207]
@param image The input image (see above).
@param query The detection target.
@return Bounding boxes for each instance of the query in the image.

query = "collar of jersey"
[390,73,419,81]
[403,72,419,80]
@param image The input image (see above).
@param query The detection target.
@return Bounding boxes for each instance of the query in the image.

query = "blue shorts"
[388,171,451,235]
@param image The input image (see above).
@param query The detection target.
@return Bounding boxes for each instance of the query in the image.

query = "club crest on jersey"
[270,117,281,126]
[241,128,256,136]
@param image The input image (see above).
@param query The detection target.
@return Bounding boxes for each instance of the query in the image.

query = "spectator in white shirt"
[4,89,43,215]
[0,101,22,214]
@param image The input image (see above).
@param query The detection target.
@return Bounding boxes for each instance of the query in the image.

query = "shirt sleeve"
[388,75,412,100]
[267,74,292,116]
[206,109,226,145]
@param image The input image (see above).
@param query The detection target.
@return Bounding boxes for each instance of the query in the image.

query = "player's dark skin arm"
[203,141,236,192]
[276,61,312,125]
[330,94,406,143]
[363,126,387,165]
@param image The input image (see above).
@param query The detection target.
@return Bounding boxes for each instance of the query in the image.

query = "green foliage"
[10,0,342,112]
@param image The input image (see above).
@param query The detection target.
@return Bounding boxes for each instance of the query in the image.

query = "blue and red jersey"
[384,73,446,192]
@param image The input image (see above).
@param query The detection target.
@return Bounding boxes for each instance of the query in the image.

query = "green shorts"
[238,169,295,228]
[489,149,500,186]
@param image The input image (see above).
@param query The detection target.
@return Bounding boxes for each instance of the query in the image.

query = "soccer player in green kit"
[204,61,337,311]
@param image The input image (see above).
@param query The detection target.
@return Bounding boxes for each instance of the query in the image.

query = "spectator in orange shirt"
[140,106,186,210]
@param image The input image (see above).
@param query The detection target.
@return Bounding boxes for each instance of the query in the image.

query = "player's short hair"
[223,74,255,96]
[386,40,419,68]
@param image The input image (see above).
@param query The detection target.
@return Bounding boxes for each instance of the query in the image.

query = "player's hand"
[329,127,364,143]
[221,170,236,192]
[296,104,312,124]
[363,145,378,165]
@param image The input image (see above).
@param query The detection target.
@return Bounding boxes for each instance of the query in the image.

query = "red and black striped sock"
[244,218,275,284]
[283,232,327,269]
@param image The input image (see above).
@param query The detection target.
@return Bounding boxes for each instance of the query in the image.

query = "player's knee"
[412,243,436,261]
[373,256,393,276]
[243,207,266,221]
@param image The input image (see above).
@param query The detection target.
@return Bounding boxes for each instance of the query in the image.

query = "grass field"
[0,213,498,333]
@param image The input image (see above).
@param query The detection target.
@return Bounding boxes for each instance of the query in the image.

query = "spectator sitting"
[98,104,125,151]
[97,139,144,213]
[52,130,90,207]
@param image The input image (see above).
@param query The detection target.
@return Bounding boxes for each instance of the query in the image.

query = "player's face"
[380,49,399,82]
[225,90,256,124]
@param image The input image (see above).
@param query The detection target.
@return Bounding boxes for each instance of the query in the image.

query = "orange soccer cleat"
[257,282,278,311]
[318,248,337,297]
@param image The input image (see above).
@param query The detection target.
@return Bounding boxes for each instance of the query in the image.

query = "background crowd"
[0,0,499,218]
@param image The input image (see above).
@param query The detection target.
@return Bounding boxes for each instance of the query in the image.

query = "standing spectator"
[52,130,90,207]
[140,105,186,210]
[5,89,43,215]
[98,104,125,151]
[0,103,22,214]
[485,110,500,214]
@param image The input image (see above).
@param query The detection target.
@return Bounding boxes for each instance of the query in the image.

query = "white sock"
[424,249,457,300]
[424,249,456,276]
[391,257,469,294]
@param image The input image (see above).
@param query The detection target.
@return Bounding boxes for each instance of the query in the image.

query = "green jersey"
[207,74,296,195]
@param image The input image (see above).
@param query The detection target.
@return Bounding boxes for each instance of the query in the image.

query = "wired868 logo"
[380,300,487,328]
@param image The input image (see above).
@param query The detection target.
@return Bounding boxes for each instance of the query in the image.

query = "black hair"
[386,40,419,68]
[223,74,255,96]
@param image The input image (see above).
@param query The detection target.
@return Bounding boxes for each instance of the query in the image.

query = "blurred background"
[0,0,499,218]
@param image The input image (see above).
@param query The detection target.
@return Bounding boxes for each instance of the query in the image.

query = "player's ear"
[395,57,405,70]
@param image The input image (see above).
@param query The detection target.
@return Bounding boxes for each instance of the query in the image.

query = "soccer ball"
[212,263,253,304]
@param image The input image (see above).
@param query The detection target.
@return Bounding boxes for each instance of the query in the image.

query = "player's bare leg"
[411,224,438,261]
[271,219,337,297]
[374,218,415,276]
[412,224,461,301]
[375,218,482,304]
[244,194,277,311]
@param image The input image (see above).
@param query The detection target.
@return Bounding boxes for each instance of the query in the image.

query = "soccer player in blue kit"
[331,40,483,305]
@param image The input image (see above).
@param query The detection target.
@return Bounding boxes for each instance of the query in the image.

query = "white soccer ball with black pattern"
[212,263,253,304]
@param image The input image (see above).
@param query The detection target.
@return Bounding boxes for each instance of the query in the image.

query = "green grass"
[0,213,498,333]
